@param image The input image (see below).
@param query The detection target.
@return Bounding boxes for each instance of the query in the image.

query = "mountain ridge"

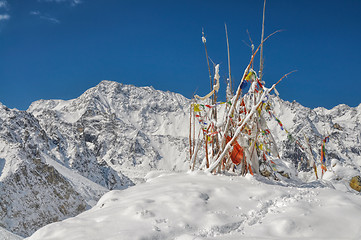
[0,80,360,237]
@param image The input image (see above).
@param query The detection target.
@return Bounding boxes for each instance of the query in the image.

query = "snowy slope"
[27,172,361,240]
[0,226,23,240]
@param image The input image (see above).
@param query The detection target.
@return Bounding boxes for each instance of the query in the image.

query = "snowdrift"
[27,172,361,240]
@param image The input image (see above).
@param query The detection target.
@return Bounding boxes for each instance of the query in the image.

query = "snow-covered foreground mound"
[27,172,361,240]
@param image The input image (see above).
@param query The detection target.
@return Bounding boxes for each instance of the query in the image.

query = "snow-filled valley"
[0,80,360,239]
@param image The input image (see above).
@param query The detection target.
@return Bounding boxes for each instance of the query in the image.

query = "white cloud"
[39,0,82,7]
[30,11,40,16]
[30,10,60,24]
[0,1,8,9]
[0,14,10,21]
[40,15,60,24]
[71,0,82,6]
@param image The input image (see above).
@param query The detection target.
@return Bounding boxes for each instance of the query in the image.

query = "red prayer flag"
[226,136,244,165]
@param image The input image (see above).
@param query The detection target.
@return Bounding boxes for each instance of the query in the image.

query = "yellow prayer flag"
[194,104,201,112]
[257,107,262,115]
[245,71,254,81]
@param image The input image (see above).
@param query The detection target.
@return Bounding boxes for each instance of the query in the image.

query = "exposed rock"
[0,161,87,237]
[350,176,361,192]
[333,123,343,131]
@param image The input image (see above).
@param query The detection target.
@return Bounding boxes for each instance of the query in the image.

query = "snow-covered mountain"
[0,103,90,237]
[27,80,191,183]
[267,97,361,183]
[0,80,360,238]
[0,81,190,237]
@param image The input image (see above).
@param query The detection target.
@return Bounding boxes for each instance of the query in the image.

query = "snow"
[41,153,108,206]
[0,227,23,240]
[27,172,361,240]
[28,99,86,124]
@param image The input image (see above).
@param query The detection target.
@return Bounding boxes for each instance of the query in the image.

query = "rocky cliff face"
[0,80,360,237]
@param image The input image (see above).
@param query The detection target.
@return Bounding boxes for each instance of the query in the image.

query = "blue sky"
[1,0,360,110]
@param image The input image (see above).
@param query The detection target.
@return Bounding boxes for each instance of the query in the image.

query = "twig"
[225,23,232,94]
[246,29,255,69]
[259,0,266,81]
[202,28,213,91]
[189,102,193,162]
[269,70,297,92]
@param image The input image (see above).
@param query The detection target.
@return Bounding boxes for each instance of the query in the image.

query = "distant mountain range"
[0,80,360,238]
